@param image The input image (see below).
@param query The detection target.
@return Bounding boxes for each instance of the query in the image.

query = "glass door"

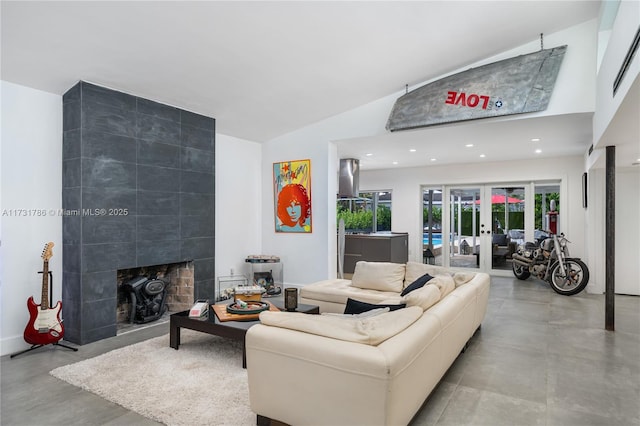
[487,185,527,273]
[422,188,443,266]
[447,187,483,270]
[439,184,531,274]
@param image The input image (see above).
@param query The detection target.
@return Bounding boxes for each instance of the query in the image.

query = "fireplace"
[116,261,194,328]
[62,82,215,344]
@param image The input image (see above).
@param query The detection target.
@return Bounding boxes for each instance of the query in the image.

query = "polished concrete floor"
[2,276,639,426]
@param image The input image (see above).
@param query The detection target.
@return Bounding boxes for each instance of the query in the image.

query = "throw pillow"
[400,273,434,296]
[428,274,455,298]
[402,284,441,311]
[453,272,476,287]
[378,296,405,305]
[343,297,406,315]
[351,261,406,292]
[404,261,451,284]
[322,307,390,319]
[259,306,423,346]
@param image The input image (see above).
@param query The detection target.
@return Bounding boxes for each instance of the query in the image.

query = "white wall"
[588,166,640,295]
[261,129,334,285]
[476,19,597,117]
[263,20,597,286]
[1,81,63,355]
[360,156,587,267]
[395,19,597,120]
[585,1,640,296]
[593,0,640,146]
[614,168,640,295]
[0,82,266,356]
[214,134,262,281]
[0,15,619,354]
[261,92,411,285]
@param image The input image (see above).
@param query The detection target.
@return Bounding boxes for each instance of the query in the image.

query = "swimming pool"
[423,233,442,246]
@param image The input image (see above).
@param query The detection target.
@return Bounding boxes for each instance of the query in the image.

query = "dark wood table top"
[171,300,319,330]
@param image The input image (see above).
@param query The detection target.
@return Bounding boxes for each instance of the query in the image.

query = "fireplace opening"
[116,261,194,333]
[122,276,169,324]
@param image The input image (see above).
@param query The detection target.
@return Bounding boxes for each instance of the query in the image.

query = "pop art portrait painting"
[273,159,311,233]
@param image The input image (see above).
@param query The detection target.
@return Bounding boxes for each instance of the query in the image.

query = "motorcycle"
[511,232,589,295]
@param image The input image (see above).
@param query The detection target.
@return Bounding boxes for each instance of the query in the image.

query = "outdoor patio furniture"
[491,233,511,265]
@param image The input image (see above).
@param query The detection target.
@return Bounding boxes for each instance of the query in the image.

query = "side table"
[245,256,283,297]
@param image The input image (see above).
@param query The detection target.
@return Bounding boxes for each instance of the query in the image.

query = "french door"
[442,184,531,274]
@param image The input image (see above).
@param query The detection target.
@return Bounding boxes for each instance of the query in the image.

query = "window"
[337,191,392,233]
[422,187,443,265]
[535,183,560,231]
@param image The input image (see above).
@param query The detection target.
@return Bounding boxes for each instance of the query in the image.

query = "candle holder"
[284,287,298,311]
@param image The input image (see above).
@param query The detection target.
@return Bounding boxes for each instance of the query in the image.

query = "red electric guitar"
[23,242,64,345]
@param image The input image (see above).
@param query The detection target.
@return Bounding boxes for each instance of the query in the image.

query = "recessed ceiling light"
[409,149,416,152]
[531,138,540,142]
[465,143,474,147]
[365,153,373,156]
[392,161,398,165]
[535,149,542,154]
[480,154,486,158]
[430,158,437,162]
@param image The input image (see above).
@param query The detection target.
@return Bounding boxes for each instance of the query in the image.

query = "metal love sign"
[386,45,567,131]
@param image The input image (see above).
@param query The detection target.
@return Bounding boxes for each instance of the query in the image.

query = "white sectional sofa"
[245,261,490,426]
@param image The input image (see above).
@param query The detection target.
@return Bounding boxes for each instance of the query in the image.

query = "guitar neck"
[41,260,49,310]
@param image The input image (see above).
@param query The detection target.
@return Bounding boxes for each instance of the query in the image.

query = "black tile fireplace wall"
[62,82,215,344]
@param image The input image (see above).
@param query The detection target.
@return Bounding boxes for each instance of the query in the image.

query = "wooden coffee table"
[169,301,319,368]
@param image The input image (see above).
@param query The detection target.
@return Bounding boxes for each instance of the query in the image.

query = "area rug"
[50,330,254,426]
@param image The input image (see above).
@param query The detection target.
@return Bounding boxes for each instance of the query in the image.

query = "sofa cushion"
[400,273,434,296]
[322,307,390,319]
[429,275,455,298]
[378,296,405,305]
[404,262,452,284]
[343,298,406,315]
[453,272,476,287]
[300,279,400,305]
[351,261,406,292]
[258,306,423,346]
[402,283,441,311]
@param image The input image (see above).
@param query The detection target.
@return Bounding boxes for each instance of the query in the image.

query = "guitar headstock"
[41,242,54,262]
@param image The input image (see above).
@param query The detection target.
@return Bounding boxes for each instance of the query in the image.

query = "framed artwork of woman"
[273,159,311,233]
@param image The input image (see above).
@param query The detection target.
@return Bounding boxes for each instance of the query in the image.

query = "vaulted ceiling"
[4,1,634,170]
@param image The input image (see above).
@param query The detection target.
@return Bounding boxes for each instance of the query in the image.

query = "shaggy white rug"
[50,330,254,426]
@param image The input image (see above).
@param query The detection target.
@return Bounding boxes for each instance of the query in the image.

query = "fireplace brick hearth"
[165,262,196,312]
[62,82,215,344]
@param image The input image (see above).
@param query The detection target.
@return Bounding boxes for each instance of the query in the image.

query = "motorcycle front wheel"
[549,259,589,295]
